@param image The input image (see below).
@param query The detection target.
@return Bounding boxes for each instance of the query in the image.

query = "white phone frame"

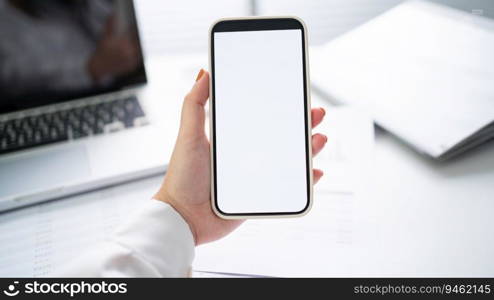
[208,16,313,219]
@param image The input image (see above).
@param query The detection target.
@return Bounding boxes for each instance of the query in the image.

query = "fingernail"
[320,107,326,116]
[195,69,205,82]
[323,134,328,142]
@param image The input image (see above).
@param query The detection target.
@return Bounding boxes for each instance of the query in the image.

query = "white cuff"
[113,199,195,277]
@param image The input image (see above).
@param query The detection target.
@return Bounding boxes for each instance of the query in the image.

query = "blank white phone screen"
[213,29,309,214]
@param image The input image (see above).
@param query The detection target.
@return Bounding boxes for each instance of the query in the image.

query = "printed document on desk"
[194,103,378,277]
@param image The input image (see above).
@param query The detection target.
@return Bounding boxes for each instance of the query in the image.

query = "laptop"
[0,0,171,211]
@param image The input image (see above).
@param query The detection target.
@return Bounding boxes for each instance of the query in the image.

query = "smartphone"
[209,17,312,219]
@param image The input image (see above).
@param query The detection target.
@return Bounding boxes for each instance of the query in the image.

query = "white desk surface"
[1,54,493,277]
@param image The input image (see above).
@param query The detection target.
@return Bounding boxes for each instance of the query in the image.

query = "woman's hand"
[154,69,327,245]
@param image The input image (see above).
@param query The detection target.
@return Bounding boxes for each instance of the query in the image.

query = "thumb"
[179,69,209,137]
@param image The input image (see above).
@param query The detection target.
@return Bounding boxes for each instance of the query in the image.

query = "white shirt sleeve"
[55,199,195,277]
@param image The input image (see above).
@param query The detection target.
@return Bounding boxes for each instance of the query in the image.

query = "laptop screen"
[0,0,147,114]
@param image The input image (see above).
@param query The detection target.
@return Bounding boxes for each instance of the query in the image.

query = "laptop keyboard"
[0,96,146,155]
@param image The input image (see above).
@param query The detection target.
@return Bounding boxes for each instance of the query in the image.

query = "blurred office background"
[134,0,494,56]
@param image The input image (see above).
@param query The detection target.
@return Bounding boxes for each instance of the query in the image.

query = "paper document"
[0,177,160,277]
[194,104,377,277]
